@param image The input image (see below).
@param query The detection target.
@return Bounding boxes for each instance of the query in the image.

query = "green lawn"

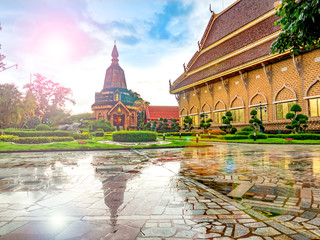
[0,137,209,152]
[164,136,320,144]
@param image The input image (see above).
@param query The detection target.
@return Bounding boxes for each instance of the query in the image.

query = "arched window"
[189,106,199,126]
[306,78,320,117]
[249,92,268,121]
[201,103,212,120]
[230,96,244,123]
[180,108,188,126]
[274,85,297,120]
[213,100,226,124]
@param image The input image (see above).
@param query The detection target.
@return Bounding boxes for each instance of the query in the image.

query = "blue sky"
[0,0,236,113]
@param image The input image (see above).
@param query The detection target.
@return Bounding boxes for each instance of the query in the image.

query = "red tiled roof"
[146,106,179,121]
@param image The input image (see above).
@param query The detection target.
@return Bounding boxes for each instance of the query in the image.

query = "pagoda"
[91,43,142,131]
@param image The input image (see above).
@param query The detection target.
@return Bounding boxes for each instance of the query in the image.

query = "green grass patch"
[0,138,208,152]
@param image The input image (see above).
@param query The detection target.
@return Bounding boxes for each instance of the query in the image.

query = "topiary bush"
[35,124,51,131]
[113,131,157,142]
[248,133,268,139]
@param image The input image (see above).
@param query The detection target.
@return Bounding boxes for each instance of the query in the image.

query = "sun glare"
[43,36,71,61]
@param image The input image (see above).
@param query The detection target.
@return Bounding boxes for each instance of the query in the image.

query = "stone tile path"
[0,144,319,239]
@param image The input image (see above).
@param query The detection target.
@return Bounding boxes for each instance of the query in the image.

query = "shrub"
[224,135,248,140]
[113,131,157,142]
[73,133,91,139]
[95,129,105,137]
[13,137,74,144]
[35,124,50,131]
[3,130,72,137]
[0,135,17,142]
[268,134,320,140]
[248,133,268,139]
[201,134,248,140]
[241,126,254,132]
[230,127,237,134]
[208,130,226,135]
[236,131,252,135]
[157,132,193,136]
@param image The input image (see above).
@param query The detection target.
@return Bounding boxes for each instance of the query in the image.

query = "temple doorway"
[113,115,125,131]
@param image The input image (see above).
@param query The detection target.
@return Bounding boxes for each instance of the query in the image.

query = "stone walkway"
[0,146,320,239]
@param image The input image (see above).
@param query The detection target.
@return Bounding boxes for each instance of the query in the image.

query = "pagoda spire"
[111,40,119,64]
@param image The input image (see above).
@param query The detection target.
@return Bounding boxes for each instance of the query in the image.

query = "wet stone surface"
[0,144,320,239]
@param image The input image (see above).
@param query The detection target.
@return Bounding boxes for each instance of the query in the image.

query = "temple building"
[91,43,142,131]
[170,0,320,132]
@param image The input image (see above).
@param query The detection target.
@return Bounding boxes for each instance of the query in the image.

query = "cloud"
[148,1,193,42]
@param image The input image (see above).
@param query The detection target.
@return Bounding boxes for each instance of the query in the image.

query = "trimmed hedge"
[113,131,157,142]
[0,135,17,142]
[3,130,73,137]
[235,131,252,136]
[73,133,91,139]
[157,132,194,136]
[224,135,248,140]
[201,134,248,140]
[13,137,74,144]
[248,133,268,139]
[268,134,320,140]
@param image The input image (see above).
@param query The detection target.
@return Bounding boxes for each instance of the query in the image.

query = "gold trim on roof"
[170,50,289,94]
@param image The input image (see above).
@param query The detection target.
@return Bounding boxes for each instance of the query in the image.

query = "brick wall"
[178,49,320,132]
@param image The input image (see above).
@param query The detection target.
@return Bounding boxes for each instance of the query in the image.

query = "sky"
[0,0,236,114]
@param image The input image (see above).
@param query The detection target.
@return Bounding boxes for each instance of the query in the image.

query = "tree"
[170,119,181,132]
[0,24,6,72]
[220,111,233,134]
[183,116,193,132]
[249,110,264,132]
[152,120,157,131]
[198,113,213,131]
[143,122,151,131]
[24,73,75,120]
[0,83,23,128]
[285,103,308,133]
[271,0,320,55]
[156,118,170,133]
[69,113,93,123]
[137,111,145,130]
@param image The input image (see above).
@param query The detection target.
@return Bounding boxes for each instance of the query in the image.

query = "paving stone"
[239,237,263,240]
[206,209,230,215]
[142,227,176,237]
[274,235,294,240]
[300,210,317,219]
[273,215,295,222]
[244,222,267,228]
[0,222,28,236]
[253,227,280,236]
[210,225,225,233]
[234,224,250,238]
[266,220,296,235]
[224,227,233,236]
[293,217,308,222]
[175,230,196,238]
[307,218,320,226]
[290,234,311,240]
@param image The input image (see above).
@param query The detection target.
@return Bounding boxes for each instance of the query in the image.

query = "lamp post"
[255,101,267,133]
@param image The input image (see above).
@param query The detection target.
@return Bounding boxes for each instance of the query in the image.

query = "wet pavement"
[0,143,320,239]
